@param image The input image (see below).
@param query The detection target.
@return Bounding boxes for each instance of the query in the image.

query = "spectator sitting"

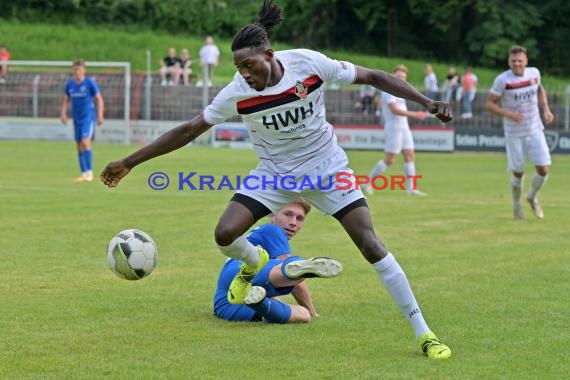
[0,45,11,84]
[159,47,181,86]
[178,48,194,86]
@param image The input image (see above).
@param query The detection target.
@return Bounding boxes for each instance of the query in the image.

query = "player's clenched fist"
[100,161,131,187]
[427,101,453,123]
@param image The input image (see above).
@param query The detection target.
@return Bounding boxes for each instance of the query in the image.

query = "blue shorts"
[213,259,294,322]
[252,259,294,298]
[74,120,95,142]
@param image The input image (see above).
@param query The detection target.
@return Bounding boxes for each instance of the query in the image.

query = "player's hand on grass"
[100,161,131,187]
[427,101,453,123]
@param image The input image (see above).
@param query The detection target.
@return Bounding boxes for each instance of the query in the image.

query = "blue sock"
[84,149,93,172]
[281,256,303,281]
[78,151,87,173]
[247,298,292,324]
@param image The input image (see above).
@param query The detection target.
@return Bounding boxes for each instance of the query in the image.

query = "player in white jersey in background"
[363,64,429,196]
[100,0,452,359]
[486,45,554,220]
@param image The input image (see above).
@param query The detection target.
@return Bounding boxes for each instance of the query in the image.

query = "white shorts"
[384,128,414,154]
[505,131,551,173]
[236,153,365,216]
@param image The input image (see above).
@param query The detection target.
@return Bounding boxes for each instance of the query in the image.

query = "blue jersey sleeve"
[246,224,290,259]
[87,77,101,97]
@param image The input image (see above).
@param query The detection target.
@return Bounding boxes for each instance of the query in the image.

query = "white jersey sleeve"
[297,49,357,84]
[489,72,507,97]
[203,75,242,125]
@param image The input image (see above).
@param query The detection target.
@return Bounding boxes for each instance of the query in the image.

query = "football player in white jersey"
[363,64,429,196]
[100,0,452,359]
[486,45,554,220]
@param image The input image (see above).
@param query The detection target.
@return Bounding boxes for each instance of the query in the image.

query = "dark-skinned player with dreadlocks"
[101,0,452,359]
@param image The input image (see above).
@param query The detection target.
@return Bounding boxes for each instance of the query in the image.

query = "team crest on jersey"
[294,81,308,99]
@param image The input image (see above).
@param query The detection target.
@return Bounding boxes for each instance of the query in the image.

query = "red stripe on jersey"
[237,75,322,114]
[505,79,536,90]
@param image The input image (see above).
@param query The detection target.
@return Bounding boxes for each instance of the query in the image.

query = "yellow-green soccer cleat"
[227,247,269,304]
[419,332,452,359]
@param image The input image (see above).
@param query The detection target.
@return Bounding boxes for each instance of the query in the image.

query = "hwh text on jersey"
[262,102,314,130]
[514,88,536,101]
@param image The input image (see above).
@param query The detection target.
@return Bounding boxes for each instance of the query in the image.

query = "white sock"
[403,162,416,192]
[369,160,387,179]
[217,235,260,266]
[528,172,548,201]
[373,253,430,339]
[510,175,523,209]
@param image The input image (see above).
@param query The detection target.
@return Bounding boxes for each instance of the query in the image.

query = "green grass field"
[1,140,569,379]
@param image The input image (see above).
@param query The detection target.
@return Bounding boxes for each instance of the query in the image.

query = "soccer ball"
[107,229,158,280]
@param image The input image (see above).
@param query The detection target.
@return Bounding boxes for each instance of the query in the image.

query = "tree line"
[4,0,569,76]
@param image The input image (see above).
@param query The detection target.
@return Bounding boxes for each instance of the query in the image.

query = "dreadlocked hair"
[231,0,283,52]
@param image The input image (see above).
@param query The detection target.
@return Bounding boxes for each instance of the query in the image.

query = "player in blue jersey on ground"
[101,0,452,358]
[61,59,104,182]
[214,198,343,323]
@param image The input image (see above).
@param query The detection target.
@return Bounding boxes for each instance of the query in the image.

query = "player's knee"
[403,152,415,162]
[214,223,240,246]
[360,230,388,262]
[77,141,88,152]
[537,166,549,176]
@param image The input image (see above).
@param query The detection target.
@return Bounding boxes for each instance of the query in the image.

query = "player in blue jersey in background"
[61,59,104,182]
[214,198,343,323]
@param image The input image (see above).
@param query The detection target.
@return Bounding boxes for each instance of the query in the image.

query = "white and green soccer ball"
[107,229,158,280]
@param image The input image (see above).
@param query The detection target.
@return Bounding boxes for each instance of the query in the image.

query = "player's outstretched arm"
[100,113,213,187]
[354,66,452,122]
[290,281,318,317]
